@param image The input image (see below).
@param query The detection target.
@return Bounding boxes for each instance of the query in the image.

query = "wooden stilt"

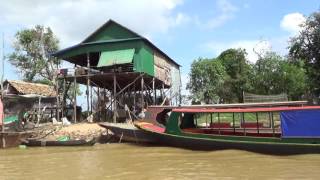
[86,53,90,118]
[141,76,144,109]
[56,77,60,122]
[152,78,155,105]
[103,86,106,121]
[90,85,93,113]
[162,83,164,102]
[97,87,100,122]
[62,77,66,117]
[73,76,77,123]
[133,83,136,113]
[113,73,117,123]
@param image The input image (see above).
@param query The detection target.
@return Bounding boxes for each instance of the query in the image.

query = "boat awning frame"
[172,106,320,113]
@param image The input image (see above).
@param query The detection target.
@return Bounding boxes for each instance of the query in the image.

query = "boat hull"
[22,138,96,147]
[99,122,156,143]
[0,131,32,148]
[137,124,320,155]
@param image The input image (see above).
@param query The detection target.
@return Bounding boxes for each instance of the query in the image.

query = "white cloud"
[0,0,186,47]
[205,0,238,29]
[280,12,306,35]
[204,39,273,63]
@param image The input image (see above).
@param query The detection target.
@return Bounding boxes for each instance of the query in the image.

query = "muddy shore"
[30,123,109,141]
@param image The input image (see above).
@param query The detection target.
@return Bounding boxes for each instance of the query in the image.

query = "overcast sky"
[0,0,319,97]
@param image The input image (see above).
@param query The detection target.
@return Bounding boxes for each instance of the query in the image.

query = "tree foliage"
[187,58,226,104]
[9,25,60,84]
[252,52,306,100]
[217,48,252,102]
[289,11,320,98]
[8,25,82,106]
[187,49,307,104]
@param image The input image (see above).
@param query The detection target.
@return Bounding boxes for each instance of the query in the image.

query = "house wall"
[134,42,154,76]
[154,50,171,86]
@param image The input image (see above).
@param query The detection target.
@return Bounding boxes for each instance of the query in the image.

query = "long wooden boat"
[135,106,320,154]
[0,131,33,148]
[22,138,96,147]
[99,122,155,143]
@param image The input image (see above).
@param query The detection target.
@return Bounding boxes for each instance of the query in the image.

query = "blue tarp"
[281,110,320,137]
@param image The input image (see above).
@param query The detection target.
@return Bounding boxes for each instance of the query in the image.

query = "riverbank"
[30,123,109,142]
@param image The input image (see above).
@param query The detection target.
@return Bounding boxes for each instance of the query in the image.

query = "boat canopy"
[281,109,320,138]
[172,106,320,113]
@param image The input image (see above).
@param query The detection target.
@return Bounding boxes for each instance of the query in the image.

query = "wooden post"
[36,96,41,126]
[90,86,93,113]
[113,74,117,123]
[161,83,164,103]
[87,53,90,118]
[141,76,144,109]
[103,86,106,121]
[133,83,136,113]
[56,76,60,122]
[97,87,100,122]
[152,77,155,105]
[73,76,77,123]
[62,77,66,117]
[155,88,157,105]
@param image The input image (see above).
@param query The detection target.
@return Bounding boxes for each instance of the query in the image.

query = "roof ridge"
[82,19,144,43]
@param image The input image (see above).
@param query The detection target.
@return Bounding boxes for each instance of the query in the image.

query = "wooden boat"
[99,122,155,143]
[22,138,96,147]
[135,106,320,154]
[0,131,33,148]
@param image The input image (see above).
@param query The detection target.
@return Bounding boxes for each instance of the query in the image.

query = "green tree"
[253,52,284,95]
[8,25,60,83]
[289,11,320,99]
[280,61,307,100]
[8,25,82,107]
[252,52,306,100]
[217,48,252,103]
[187,58,226,104]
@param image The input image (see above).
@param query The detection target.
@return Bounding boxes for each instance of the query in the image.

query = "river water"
[1,143,320,179]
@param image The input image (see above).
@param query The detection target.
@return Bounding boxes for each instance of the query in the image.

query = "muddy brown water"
[1,143,320,180]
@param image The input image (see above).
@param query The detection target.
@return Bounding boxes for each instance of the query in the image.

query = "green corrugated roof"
[97,49,135,67]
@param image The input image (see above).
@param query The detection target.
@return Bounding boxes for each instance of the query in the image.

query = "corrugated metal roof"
[97,49,135,67]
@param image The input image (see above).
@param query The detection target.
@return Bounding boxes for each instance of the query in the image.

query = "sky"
[0,0,319,97]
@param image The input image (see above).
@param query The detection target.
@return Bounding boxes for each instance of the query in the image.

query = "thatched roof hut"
[3,80,56,97]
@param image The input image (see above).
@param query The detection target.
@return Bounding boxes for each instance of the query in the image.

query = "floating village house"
[1,80,57,128]
[53,20,181,122]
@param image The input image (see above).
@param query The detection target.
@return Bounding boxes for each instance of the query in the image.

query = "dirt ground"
[32,123,108,141]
